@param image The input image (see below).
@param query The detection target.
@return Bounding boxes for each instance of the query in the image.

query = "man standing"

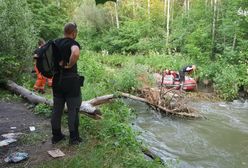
[179,65,196,90]
[51,22,82,145]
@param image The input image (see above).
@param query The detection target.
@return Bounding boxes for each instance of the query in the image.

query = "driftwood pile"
[138,87,200,118]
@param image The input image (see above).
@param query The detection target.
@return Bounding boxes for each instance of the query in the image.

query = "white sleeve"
[185,67,193,72]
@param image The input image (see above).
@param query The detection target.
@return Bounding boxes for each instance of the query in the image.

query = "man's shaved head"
[64,22,77,36]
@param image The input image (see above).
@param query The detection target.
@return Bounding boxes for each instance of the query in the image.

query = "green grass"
[37,101,166,168]
[19,131,49,145]
[34,103,53,118]
[0,88,22,102]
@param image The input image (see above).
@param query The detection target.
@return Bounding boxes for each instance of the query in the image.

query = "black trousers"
[51,95,81,133]
[179,70,185,83]
[51,73,82,137]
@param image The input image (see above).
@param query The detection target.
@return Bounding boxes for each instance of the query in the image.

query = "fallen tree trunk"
[6,80,53,106]
[5,80,202,119]
[6,80,101,119]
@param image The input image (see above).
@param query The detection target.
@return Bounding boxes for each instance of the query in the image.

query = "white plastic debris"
[0,139,17,147]
[0,140,9,147]
[4,152,28,163]
[29,126,35,132]
[1,133,23,139]
[48,149,65,158]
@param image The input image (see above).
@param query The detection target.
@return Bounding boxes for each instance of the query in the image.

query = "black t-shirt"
[52,38,81,98]
[55,38,81,74]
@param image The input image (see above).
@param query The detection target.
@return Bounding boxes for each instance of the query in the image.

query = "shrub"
[0,0,37,81]
[34,104,52,118]
[213,65,239,100]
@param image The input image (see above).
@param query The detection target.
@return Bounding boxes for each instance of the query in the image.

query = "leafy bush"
[98,54,130,68]
[27,0,68,40]
[78,19,166,54]
[78,52,106,83]
[0,55,21,82]
[213,69,239,100]
[0,0,37,81]
[0,88,21,102]
[34,104,52,118]
[135,53,193,72]
[111,64,143,92]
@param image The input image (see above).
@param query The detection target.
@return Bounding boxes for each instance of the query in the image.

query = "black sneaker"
[69,137,83,145]
[52,134,66,144]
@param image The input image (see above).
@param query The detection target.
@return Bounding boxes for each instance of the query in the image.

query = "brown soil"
[0,101,74,168]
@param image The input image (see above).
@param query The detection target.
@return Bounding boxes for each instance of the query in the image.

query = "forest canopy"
[0,0,247,100]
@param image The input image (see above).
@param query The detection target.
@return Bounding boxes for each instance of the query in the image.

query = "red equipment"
[161,70,197,91]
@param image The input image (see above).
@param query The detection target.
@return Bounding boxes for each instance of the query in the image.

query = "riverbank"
[0,78,223,168]
[0,77,244,168]
[0,89,166,168]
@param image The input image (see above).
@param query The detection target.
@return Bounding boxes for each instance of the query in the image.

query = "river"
[129,99,248,168]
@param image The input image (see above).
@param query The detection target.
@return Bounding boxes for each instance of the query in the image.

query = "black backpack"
[36,40,60,78]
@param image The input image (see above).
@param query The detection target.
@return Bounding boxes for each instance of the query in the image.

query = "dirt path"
[0,101,54,168]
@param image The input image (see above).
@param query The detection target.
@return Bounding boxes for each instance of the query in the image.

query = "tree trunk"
[166,0,170,49]
[187,0,190,12]
[232,33,236,50]
[183,0,190,15]
[6,80,53,106]
[164,0,167,18]
[211,0,217,60]
[148,0,150,18]
[110,12,114,26]
[184,0,187,13]
[115,0,119,29]
[5,80,202,119]
[171,0,174,22]
[5,80,101,119]
[184,0,186,13]
[56,0,60,7]
[133,0,136,17]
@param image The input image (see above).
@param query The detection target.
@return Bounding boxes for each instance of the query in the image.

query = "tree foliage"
[27,0,69,40]
[74,0,248,99]
[0,0,36,81]
[0,0,247,99]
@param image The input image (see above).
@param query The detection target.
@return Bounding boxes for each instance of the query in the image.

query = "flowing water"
[129,100,248,168]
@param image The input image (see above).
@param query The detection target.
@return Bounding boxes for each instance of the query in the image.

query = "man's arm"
[64,45,80,69]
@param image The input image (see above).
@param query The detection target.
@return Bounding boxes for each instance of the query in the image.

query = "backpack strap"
[53,39,65,85]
